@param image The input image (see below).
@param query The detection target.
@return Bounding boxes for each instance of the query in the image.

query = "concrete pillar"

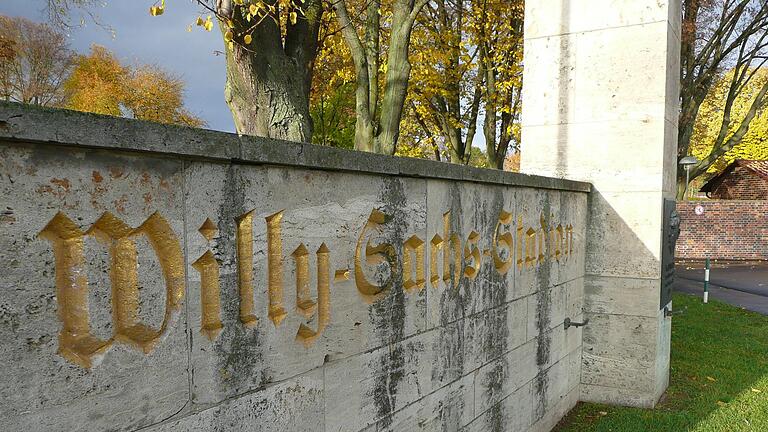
[520,1,681,408]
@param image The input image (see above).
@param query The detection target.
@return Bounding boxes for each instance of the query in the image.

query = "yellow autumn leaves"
[152,0,302,51]
[195,16,214,32]
[149,0,164,16]
[64,45,205,128]
[691,68,768,174]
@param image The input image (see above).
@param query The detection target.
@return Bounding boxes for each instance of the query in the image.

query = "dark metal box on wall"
[661,199,680,308]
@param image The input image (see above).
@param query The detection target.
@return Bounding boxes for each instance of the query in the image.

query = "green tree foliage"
[468,146,490,168]
[310,82,356,150]
[309,25,356,150]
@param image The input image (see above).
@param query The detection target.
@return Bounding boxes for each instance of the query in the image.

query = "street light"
[679,156,700,200]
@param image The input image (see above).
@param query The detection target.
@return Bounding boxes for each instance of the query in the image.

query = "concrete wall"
[520,0,681,408]
[0,103,590,432]
[676,201,768,261]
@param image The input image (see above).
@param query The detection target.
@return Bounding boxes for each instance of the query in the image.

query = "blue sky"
[1,0,234,132]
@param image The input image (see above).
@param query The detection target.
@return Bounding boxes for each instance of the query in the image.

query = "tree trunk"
[676,174,688,200]
[334,0,425,155]
[217,0,321,142]
[676,1,768,188]
[446,128,467,164]
[223,42,312,141]
[375,10,415,155]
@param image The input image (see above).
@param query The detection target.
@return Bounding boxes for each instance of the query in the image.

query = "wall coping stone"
[0,102,591,193]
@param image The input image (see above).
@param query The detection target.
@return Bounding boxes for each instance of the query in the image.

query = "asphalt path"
[674,262,768,315]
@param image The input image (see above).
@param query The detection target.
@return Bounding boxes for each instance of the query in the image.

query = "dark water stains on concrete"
[209,164,267,397]
[0,303,20,333]
[369,177,410,427]
[437,183,471,327]
[533,195,553,423]
[432,319,465,386]
[477,190,511,431]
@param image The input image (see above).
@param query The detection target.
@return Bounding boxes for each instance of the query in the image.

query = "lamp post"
[679,156,700,200]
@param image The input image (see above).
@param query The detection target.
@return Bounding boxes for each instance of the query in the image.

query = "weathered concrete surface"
[0,104,588,431]
[520,0,680,408]
[0,144,189,431]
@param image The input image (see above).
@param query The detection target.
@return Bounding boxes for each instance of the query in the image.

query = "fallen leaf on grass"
[599,411,608,416]
[706,376,717,382]
[752,388,762,393]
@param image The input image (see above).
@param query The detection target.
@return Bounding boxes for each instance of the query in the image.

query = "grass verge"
[555,293,768,432]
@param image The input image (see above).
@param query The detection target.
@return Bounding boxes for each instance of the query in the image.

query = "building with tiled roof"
[700,160,768,199]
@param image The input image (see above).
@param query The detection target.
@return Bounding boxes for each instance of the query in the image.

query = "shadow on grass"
[555,292,768,432]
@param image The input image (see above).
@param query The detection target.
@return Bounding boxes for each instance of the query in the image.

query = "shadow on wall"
[578,189,673,409]
[545,0,673,406]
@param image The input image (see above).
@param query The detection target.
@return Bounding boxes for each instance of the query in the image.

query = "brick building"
[700,159,768,200]
[676,201,768,260]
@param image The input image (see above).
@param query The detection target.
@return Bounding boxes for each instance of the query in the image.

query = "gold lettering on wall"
[516,216,524,270]
[334,268,350,282]
[192,219,223,341]
[492,210,513,275]
[295,244,331,347]
[537,214,548,263]
[549,214,557,260]
[442,212,462,288]
[39,211,185,368]
[86,213,138,340]
[193,251,223,340]
[198,218,217,242]
[429,234,443,288]
[292,244,317,318]
[463,231,481,279]
[266,210,288,327]
[236,211,258,327]
[354,209,397,303]
[40,203,580,368]
[39,213,109,369]
[403,235,425,292]
[117,212,185,351]
[525,227,537,268]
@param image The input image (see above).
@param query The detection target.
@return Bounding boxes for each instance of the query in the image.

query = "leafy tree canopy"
[0,14,73,106]
[691,68,768,174]
[64,44,205,127]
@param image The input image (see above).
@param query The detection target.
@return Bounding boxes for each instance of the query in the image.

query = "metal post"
[679,156,699,201]
[704,258,710,303]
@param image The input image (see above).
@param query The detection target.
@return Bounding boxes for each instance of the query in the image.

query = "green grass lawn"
[555,293,768,432]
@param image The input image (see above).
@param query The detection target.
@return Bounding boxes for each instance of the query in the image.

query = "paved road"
[674,262,768,315]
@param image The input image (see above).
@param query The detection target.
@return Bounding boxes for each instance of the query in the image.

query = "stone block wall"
[520,0,680,408]
[676,201,768,261]
[0,103,590,432]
